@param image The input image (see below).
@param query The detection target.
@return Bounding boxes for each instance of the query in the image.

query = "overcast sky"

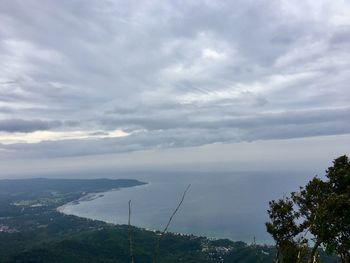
[0,0,349,176]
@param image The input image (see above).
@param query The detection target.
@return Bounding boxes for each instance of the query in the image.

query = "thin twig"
[128,200,135,263]
[153,184,191,263]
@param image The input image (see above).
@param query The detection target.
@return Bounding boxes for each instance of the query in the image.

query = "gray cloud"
[0,0,349,159]
[100,107,350,131]
[0,119,61,133]
[2,117,350,159]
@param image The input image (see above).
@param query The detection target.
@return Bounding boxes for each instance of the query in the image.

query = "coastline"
[57,182,150,216]
[55,177,274,245]
[55,181,246,245]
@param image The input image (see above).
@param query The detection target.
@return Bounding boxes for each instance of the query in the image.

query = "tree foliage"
[266,155,350,263]
[266,198,303,263]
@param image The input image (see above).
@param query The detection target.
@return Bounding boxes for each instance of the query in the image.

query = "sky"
[0,0,349,177]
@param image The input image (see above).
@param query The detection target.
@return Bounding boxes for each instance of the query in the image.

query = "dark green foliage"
[4,226,210,263]
[266,155,350,263]
[266,198,303,262]
[324,156,350,260]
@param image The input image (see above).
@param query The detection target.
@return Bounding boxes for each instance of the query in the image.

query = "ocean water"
[59,171,314,244]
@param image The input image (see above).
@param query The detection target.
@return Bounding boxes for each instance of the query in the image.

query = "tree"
[322,156,350,263]
[266,155,350,263]
[292,177,331,263]
[266,197,304,263]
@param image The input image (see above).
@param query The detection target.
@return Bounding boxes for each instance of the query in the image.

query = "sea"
[59,170,315,244]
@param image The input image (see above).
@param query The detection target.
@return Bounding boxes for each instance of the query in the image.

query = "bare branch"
[161,184,191,235]
[128,200,135,263]
[153,184,191,263]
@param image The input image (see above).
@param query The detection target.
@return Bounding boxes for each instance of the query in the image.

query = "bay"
[59,170,314,244]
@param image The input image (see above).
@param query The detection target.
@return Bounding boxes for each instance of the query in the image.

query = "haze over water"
[60,170,315,244]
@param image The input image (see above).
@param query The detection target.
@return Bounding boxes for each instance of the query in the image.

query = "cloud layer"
[0,0,349,159]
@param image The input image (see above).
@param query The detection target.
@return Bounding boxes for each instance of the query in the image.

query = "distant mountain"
[0,178,146,198]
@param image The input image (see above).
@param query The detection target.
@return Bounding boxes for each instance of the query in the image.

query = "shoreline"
[57,182,150,215]
[56,183,271,246]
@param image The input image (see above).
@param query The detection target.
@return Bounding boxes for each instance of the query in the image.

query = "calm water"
[59,171,314,244]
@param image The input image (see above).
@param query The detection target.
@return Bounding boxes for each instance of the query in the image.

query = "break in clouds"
[0,0,350,158]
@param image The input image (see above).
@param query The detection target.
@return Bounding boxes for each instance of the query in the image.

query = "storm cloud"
[0,0,349,159]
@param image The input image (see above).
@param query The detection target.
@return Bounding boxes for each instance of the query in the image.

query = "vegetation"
[0,178,145,262]
[0,169,342,262]
[266,155,349,263]
[3,225,271,263]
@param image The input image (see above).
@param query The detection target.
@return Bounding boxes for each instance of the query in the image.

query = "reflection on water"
[60,171,313,244]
